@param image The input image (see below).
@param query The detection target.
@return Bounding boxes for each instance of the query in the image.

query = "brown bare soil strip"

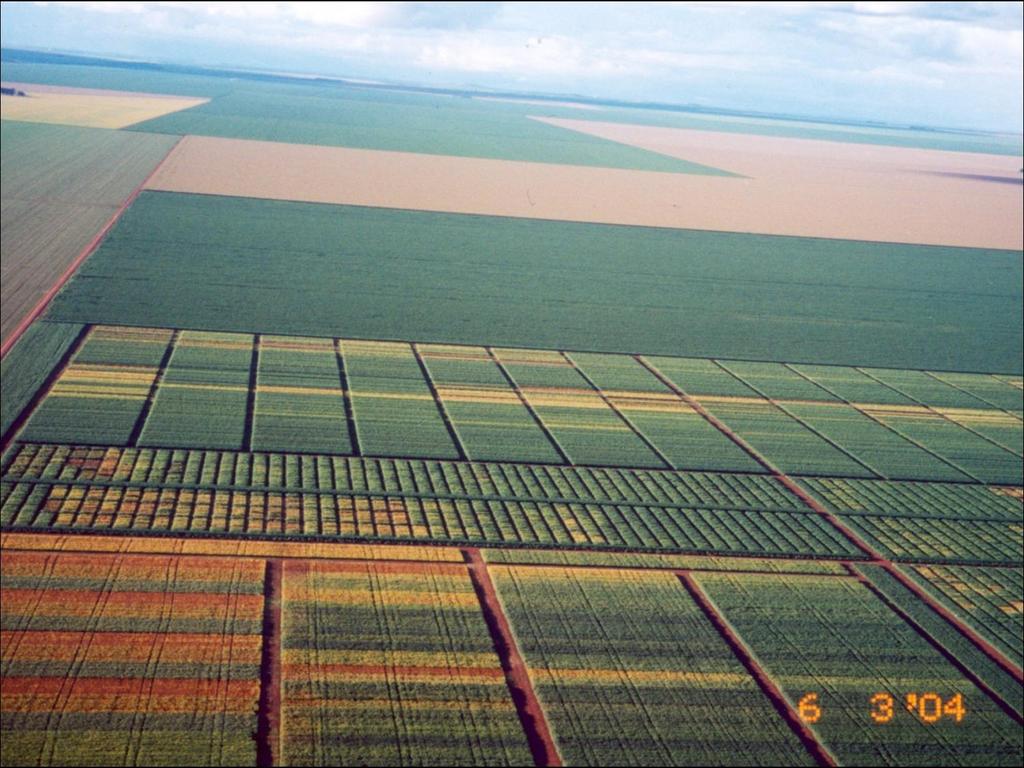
[464,548,562,767]
[257,559,283,768]
[146,133,1022,249]
[677,572,837,767]
[848,565,1023,723]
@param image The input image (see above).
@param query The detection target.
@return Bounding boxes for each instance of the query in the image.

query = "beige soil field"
[0,81,207,129]
[147,125,1022,250]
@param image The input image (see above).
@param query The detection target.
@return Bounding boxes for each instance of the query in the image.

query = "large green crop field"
[1,48,1022,768]
[0,122,176,345]
[44,191,1024,373]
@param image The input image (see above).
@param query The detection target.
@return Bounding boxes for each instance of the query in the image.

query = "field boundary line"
[463,547,562,767]
[256,558,283,767]
[855,367,1022,466]
[677,572,837,767]
[561,351,674,469]
[486,346,574,465]
[0,325,93,455]
[848,564,1023,722]
[333,339,362,455]
[129,329,179,447]
[921,370,1023,423]
[782,364,980,481]
[411,342,469,462]
[710,360,883,479]
[242,334,261,452]
[0,137,184,361]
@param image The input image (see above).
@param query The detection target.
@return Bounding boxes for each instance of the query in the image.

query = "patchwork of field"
[43,192,1024,374]
[6,325,1021,482]
[0,549,264,767]
[6,54,1021,156]
[1,81,208,129]
[1,540,1021,767]
[1,325,1021,569]
[2,49,1022,768]
[0,121,176,347]
[146,129,1022,249]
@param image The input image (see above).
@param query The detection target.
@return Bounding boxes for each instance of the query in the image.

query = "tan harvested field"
[0,81,207,128]
[147,125,1023,250]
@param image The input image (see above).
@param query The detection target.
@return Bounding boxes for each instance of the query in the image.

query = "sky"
[1,1,1022,132]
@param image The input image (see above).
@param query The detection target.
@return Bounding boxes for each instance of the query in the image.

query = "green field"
[5,54,1022,156]
[492,566,815,765]
[0,58,730,174]
[2,49,1023,768]
[43,192,1024,373]
[0,121,176,345]
[0,320,82,438]
[696,573,1024,766]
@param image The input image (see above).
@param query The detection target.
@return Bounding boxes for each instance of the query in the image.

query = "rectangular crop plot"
[568,352,671,393]
[695,573,1024,766]
[929,372,1024,412]
[490,565,814,766]
[783,402,971,482]
[642,356,761,398]
[697,398,876,478]
[494,349,665,468]
[901,564,1024,669]
[862,368,998,410]
[280,560,531,766]
[787,364,918,406]
[252,335,350,453]
[139,331,251,450]
[840,515,1023,565]
[716,360,840,402]
[420,344,561,464]
[862,405,1022,485]
[0,550,263,767]
[567,352,763,472]
[342,340,459,459]
[938,409,1023,458]
[606,392,763,473]
[798,477,1024,521]
[19,326,172,445]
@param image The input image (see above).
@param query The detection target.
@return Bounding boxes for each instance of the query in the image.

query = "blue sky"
[2,1,1022,131]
